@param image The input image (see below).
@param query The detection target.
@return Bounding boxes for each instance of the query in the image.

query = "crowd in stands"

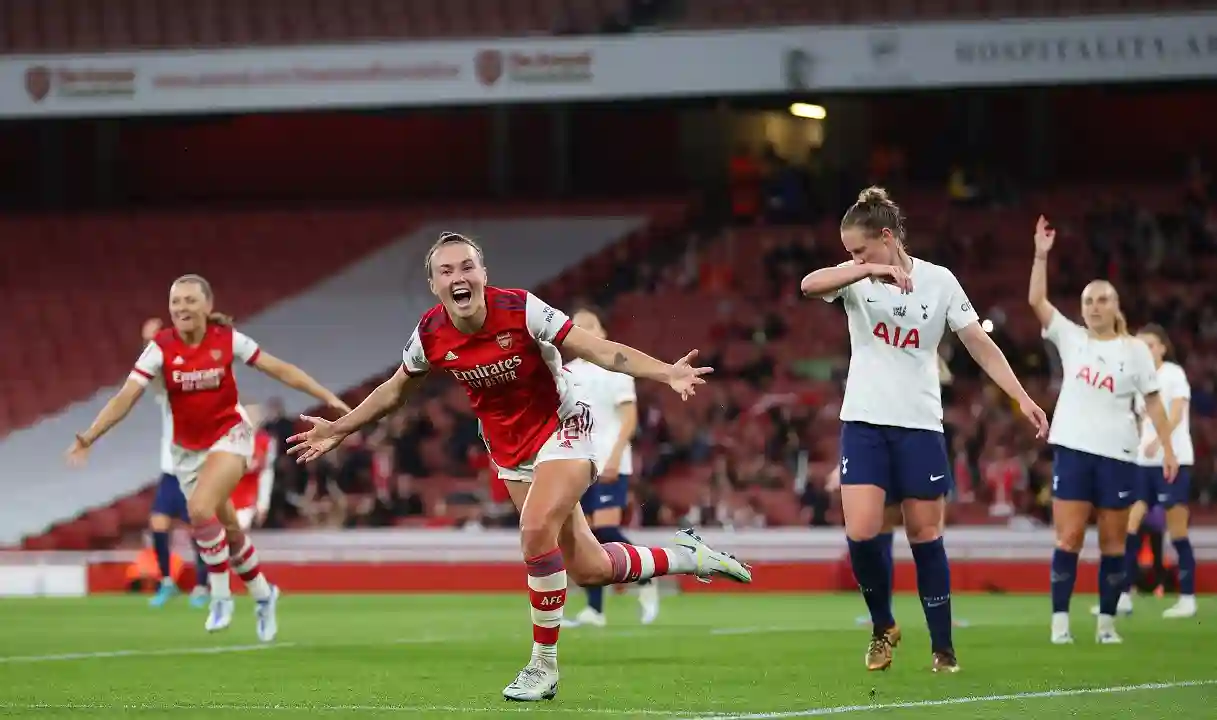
[260,154,1217,532]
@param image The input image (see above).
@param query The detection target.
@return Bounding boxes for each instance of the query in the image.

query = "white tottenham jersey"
[1136,361,1193,466]
[1043,310,1159,462]
[564,358,636,475]
[822,257,979,431]
[151,380,174,474]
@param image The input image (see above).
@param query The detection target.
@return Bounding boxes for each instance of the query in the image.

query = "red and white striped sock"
[230,538,273,601]
[602,542,697,583]
[192,518,232,598]
[525,548,566,663]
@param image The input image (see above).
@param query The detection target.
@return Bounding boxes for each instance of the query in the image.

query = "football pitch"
[0,592,1211,718]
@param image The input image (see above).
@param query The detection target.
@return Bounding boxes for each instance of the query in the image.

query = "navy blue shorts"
[1051,446,1138,509]
[1136,465,1192,509]
[151,473,189,522]
[580,474,629,514]
[839,422,952,502]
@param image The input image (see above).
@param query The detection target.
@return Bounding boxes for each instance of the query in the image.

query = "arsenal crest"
[475,49,504,86]
[496,332,513,350]
[210,349,222,361]
[25,66,51,102]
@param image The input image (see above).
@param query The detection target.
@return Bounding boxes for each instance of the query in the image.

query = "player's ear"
[427,276,437,296]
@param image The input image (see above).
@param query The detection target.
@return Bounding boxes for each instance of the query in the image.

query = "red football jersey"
[231,429,275,510]
[402,287,577,469]
[129,325,260,451]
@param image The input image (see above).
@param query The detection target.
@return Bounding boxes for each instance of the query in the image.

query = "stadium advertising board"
[0,12,1213,117]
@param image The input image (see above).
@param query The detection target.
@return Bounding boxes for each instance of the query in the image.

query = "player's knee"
[904,523,941,545]
[519,515,561,557]
[1054,526,1085,553]
[1165,507,1189,538]
[148,513,171,531]
[186,497,216,526]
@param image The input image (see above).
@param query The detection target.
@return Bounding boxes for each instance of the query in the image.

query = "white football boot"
[502,657,559,702]
[205,596,234,633]
[674,528,752,583]
[254,585,280,642]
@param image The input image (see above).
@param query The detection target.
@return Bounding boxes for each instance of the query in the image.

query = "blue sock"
[1122,533,1141,593]
[1051,549,1079,613]
[878,531,895,597]
[194,547,209,590]
[586,585,605,613]
[1173,538,1196,595]
[1098,554,1125,615]
[911,537,953,652]
[847,536,895,629]
[151,531,172,580]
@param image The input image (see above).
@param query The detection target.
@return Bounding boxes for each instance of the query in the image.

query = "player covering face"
[288,233,753,702]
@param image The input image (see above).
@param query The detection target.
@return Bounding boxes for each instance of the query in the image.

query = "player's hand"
[1018,397,1050,439]
[287,415,347,464]
[1162,448,1179,483]
[65,436,91,467]
[1142,438,1162,458]
[867,264,914,294]
[141,317,163,343]
[599,462,620,482]
[1034,215,1055,255]
[667,350,713,401]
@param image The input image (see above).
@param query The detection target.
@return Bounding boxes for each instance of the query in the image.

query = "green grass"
[0,592,1212,718]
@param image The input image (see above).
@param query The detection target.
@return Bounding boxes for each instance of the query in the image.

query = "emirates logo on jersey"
[173,367,226,392]
[449,356,523,389]
[496,332,513,350]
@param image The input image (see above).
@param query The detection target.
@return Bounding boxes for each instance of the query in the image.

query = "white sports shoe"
[1050,612,1073,645]
[255,585,280,642]
[674,528,752,584]
[1163,595,1197,619]
[561,607,606,628]
[502,658,559,702]
[1095,614,1123,644]
[638,582,660,625]
[205,596,234,632]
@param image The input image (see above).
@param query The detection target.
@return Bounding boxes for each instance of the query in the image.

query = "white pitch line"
[0,702,685,715]
[0,642,294,664]
[683,679,1217,719]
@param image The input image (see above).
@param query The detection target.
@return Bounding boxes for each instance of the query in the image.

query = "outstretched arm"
[251,351,350,413]
[75,379,146,448]
[328,367,425,438]
[956,324,1050,438]
[1028,215,1058,329]
[561,326,678,384]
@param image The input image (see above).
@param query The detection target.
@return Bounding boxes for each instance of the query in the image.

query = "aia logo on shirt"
[1075,366,1115,394]
[872,322,920,349]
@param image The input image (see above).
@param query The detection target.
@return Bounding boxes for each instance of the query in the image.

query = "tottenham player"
[801,187,1049,673]
[561,307,660,628]
[142,317,210,609]
[67,274,350,641]
[1111,325,1195,618]
[1028,216,1178,644]
[288,232,751,702]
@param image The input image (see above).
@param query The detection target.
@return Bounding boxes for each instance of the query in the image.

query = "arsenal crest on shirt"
[496,332,513,350]
[210,349,223,361]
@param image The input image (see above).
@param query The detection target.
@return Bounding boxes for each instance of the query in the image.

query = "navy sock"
[1173,538,1196,595]
[847,537,895,629]
[1122,533,1141,593]
[152,531,172,580]
[878,531,895,597]
[1098,554,1125,615]
[586,585,605,613]
[593,525,651,587]
[194,546,209,590]
[911,538,953,652]
[1051,549,1079,613]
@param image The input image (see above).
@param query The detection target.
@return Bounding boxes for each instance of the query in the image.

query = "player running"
[230,403,277,532]
[67,274,350,641]
[288,232,751,702]
[1110,324,1195,618]
[560,307,660,628]
[801,187,1048,673]
[1028,216,1178,644]
[142,317,210,609]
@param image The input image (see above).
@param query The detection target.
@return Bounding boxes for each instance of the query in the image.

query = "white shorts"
[172,421,255,498]
[234,506,257,530]
[498,405,597,483]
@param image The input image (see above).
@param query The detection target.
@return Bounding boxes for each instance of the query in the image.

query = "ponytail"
[1114,310,1129,336]
[208,312,234,327]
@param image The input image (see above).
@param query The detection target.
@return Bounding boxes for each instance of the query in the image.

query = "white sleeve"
[525,292,574,345]
[129,342,164,386]
[945,270,981,332]
[820,261,857,304]
[1169,364,1192,400]
[402,325,430,376]
[232,330,262,365]
[257,442,277,513]
[1131,340,1161,397]
[613,373,637,406]
[1041,308,1083,347]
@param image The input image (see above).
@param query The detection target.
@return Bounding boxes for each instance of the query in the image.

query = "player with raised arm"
[141,317,210,609]
[66,275,350,641]
[288,232,751,702]
[801,188,1048,674]
[561,307,660,628]
[1028,217,1179,644]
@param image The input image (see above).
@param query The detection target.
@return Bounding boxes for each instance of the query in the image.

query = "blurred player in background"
[67,274,350,641]
[562,307,660,628]
[1111,324,1195,618]
[801,187,1047,673]
[1028,216,1178,645]
[288,232,751,702]
[142,317,210,609]
[230,403,276,531]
